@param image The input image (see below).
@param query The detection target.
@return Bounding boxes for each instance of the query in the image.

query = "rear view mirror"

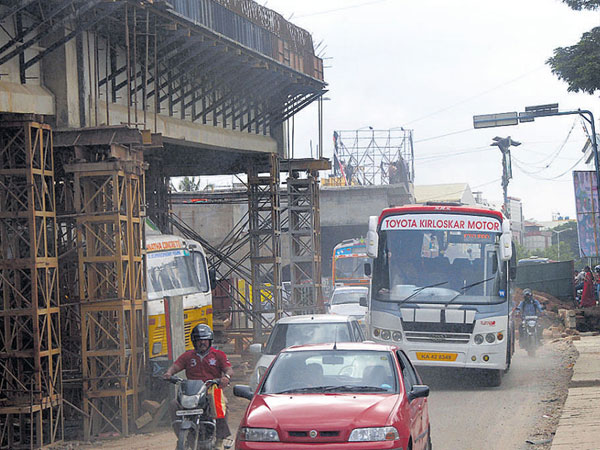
[408,384,430,402]
[359,297,367,307]
[209,268,217,290]
[249,343,262,354]
[367,216,379,258]
[323,355,344,365]
[234,385,254,400]
[364,262,372,277]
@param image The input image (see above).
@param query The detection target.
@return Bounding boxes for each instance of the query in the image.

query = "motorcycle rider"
[163,324,233,449]
[516,288,544,347]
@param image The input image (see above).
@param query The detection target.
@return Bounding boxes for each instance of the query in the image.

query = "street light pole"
[552,228,568,261]
[490,137,520,219]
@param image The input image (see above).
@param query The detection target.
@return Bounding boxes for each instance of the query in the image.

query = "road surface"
[424,340,575,450]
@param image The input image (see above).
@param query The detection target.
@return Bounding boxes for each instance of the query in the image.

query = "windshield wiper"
[443,276,496,306]
[390,280,449,305]
[276,386,323,394]
[319,385,389,392]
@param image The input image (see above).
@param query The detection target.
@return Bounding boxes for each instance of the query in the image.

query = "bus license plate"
[176,408,203,416]
[416,352,457,361]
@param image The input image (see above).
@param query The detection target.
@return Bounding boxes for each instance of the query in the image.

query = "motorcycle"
[522,315,540,357]
[165,376,220,450]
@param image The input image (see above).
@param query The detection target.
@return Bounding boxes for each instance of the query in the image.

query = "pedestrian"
[581,266,596,307]
[595,266,600,301]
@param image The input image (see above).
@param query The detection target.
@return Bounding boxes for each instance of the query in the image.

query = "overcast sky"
[261,0,600,221]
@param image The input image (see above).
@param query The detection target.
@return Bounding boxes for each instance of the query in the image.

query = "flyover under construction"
[0,0,326,447]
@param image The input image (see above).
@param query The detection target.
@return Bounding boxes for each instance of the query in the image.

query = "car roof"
[275,314,357,324]
[332,286,369,293]
[282,341,398,352]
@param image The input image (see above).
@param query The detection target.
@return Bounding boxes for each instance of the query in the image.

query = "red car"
[233,342,431,449]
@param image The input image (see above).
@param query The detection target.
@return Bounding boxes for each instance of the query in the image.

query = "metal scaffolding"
[0,120,63,449]
[331,129,415,186]
[248,154,282,340]
[64,157,146,439]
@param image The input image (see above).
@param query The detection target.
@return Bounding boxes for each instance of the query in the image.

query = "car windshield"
[261,349,397,394]
[372,228,501,304]
[331,289,368,305]
[264,323,352,355]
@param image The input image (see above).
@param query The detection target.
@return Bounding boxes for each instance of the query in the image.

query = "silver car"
[248,314,366,391]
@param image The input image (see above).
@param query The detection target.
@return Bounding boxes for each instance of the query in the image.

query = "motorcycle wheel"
[527,344,536,357]
[177,429,190,450]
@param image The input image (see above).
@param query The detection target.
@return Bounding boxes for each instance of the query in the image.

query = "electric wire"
[295,0,389,18]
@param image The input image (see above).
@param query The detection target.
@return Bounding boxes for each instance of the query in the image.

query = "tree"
[178,176,202,192]
[547,1,600,93]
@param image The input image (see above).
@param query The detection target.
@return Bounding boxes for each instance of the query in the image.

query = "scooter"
[165,376,220,450]
[522,315,540,357]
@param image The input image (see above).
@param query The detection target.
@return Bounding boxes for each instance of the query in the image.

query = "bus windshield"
[334,256,371,279]
[373,228,501,304]
[146,249,209,300]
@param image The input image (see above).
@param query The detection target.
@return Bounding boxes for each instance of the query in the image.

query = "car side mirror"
[408,384,430,402]
[364,262,372,277]
[234,385,254,401]
[359,297,367,307]
[324,302,330,309]
[510,266,517,281]
[249,343,262,354]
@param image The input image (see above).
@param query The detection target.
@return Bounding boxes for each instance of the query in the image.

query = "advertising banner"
[573,171,600,257]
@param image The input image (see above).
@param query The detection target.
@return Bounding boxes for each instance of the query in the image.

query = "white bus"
[365,204,516,386]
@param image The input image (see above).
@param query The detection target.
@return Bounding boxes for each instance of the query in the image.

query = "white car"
[248,314,365,391]
[326,286,369,325]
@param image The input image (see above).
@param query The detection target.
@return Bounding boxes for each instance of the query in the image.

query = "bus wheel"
[484,369,502,387]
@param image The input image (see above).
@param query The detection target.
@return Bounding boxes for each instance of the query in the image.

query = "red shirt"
[174,347,231,381]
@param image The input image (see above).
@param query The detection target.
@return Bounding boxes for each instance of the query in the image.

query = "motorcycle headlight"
[180,394,200,409]
[348,426,399,442]
[239,427,280,442]
[527,320,537,327]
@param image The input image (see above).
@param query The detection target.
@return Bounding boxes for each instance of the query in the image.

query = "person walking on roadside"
[581,266,596,307]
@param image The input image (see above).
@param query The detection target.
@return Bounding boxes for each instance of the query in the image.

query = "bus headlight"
[497,332,504,341]
[485,333,496,343]
[474,334,484,345]
[373,328,381,337]
[152,342,162,355]
[380,330,391,340]
[392,331,402,342]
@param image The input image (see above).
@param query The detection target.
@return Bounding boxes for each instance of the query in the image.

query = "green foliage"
[547,27,600,94]
[561,0,600,10]
[177,176,202,192]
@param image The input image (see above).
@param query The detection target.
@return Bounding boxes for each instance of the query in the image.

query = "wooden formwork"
[0,121,63,449]
[66,160,145,439]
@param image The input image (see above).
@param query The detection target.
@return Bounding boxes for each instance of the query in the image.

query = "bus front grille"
[405,331,471,344]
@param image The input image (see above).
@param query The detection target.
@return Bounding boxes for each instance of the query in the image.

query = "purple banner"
[573,171,600,257]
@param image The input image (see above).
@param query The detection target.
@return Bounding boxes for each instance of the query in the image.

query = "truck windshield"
[146,249,209,300]
[373,229,501,304]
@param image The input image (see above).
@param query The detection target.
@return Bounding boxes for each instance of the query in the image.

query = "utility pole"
[490,136,520,219]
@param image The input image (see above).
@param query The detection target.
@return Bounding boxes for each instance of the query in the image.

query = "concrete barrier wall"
[515,260,574,300]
